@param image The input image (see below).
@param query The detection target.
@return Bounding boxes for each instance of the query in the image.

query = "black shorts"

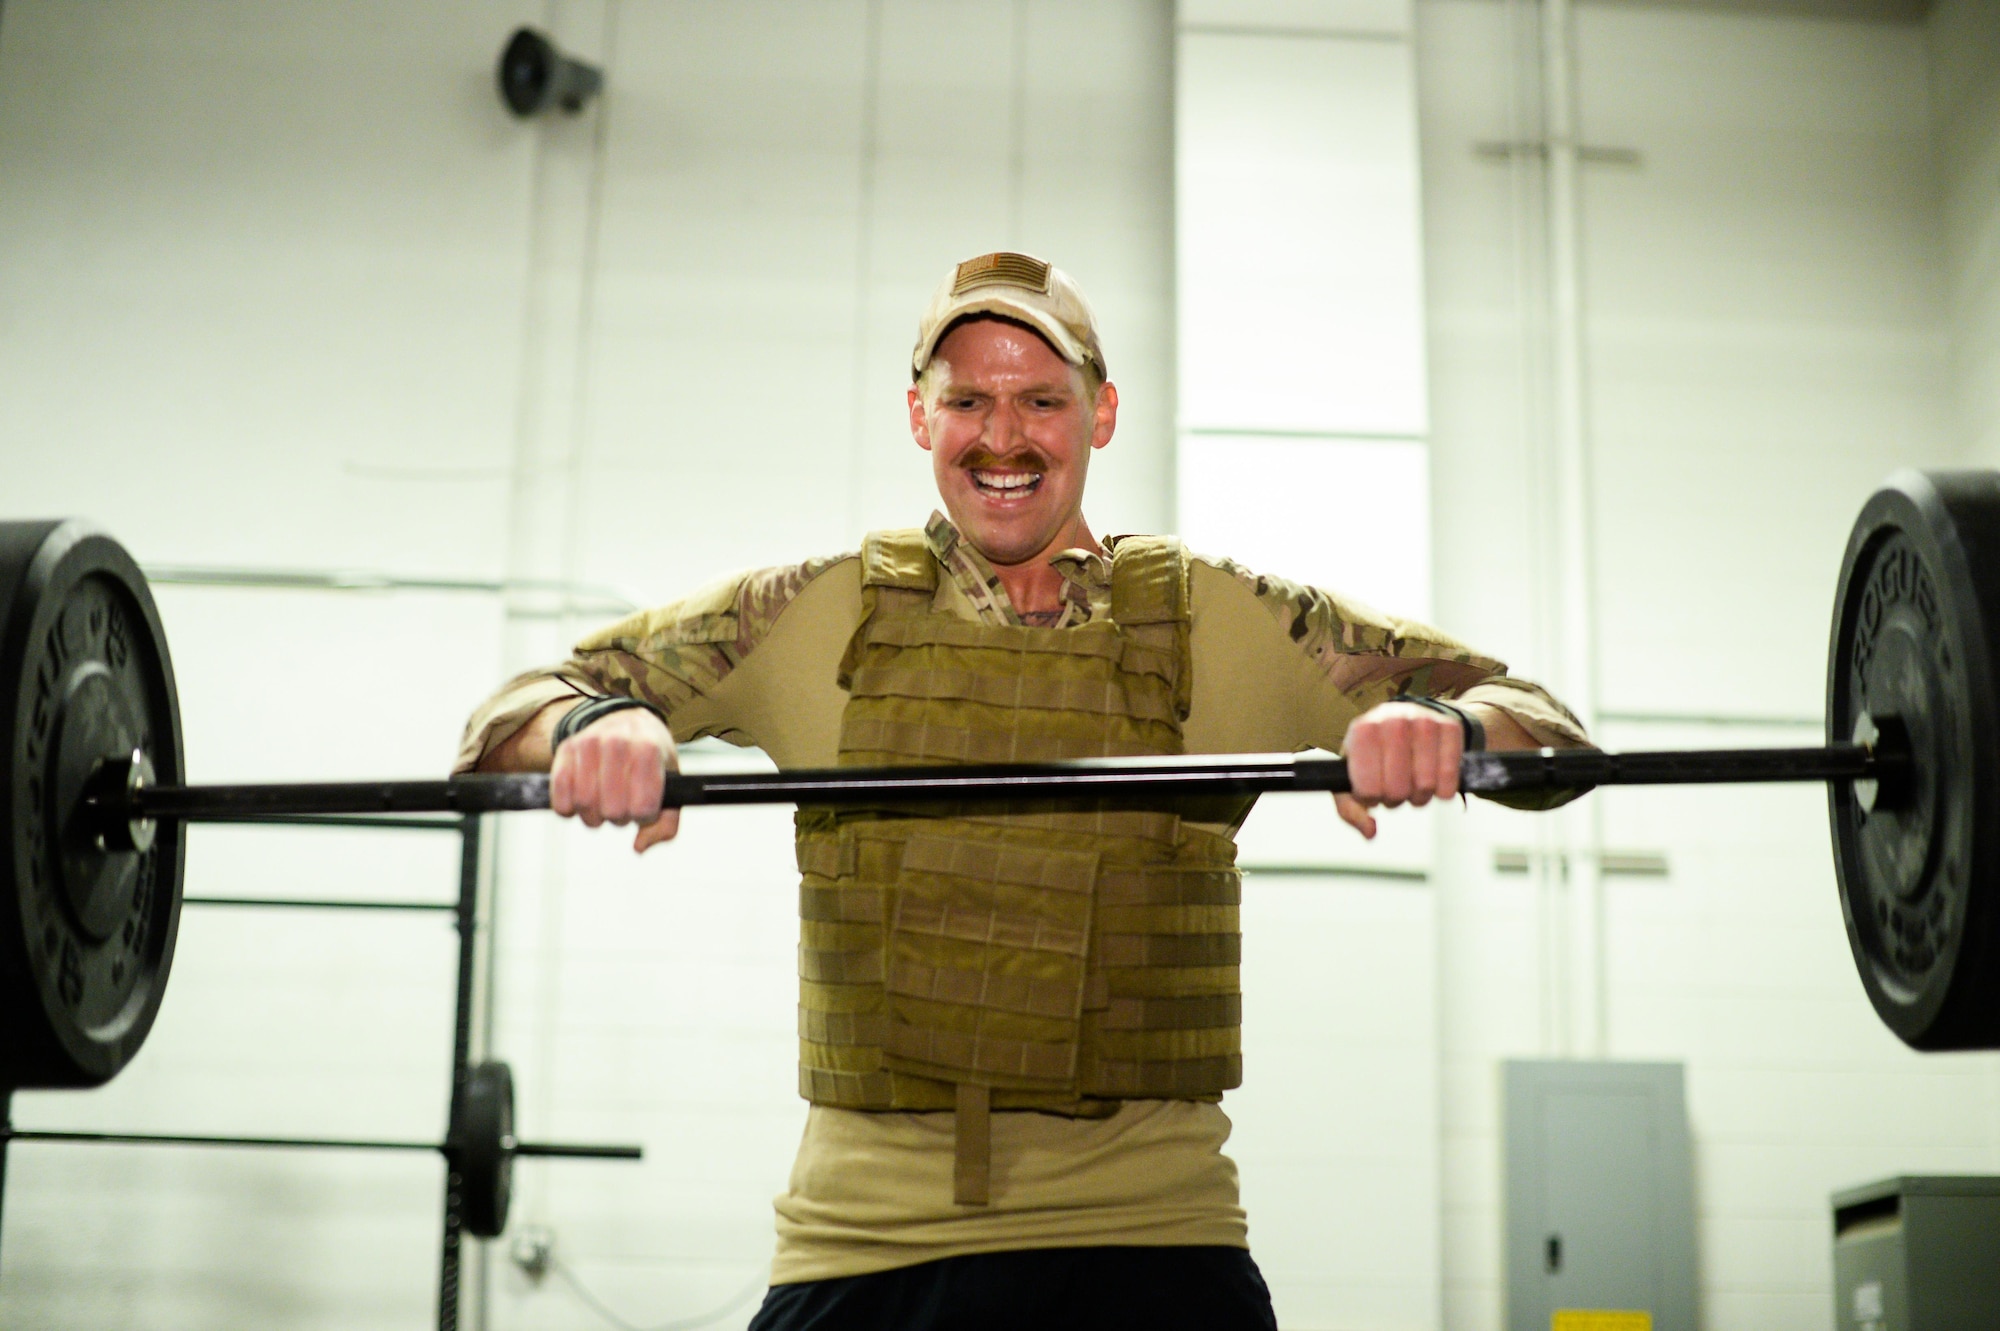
[747,1245,1278,1331]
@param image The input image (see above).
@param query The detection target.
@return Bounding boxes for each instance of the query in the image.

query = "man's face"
[908,317,1117,567]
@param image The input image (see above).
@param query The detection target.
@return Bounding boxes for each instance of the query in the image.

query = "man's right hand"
[548,704,682,852]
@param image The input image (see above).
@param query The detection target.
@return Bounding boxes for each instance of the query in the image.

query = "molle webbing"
[795,529,1242,1206]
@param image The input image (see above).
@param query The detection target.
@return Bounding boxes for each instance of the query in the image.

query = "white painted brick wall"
[1420,7,2000,1331]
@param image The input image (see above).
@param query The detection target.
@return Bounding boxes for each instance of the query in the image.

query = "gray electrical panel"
[1832,1176,2000,1330]
[1504,1061,1697,1331]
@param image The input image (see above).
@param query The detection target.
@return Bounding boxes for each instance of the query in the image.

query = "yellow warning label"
[1552,1313,1652,1331]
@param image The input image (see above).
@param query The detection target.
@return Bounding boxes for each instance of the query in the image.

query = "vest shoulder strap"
[860,529,939,592]
[1109,536,1193,721]
[1108,535,1189,626]
[842,529,938,689]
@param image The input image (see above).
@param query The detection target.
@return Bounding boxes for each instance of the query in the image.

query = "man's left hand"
[1335,700,1466,840]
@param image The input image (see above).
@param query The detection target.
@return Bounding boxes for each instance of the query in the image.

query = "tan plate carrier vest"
[793,529,1245,1206]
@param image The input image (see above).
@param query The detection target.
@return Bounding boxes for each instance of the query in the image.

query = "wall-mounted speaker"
[497,28,603,118]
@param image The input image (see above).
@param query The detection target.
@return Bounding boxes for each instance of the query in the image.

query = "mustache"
[957,446,1051,472]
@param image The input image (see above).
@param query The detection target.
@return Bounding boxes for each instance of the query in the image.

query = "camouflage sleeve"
[1203,555,1590,809]
[1454,677,1589,749]
[452,553,850,773]
[452,669,594,774]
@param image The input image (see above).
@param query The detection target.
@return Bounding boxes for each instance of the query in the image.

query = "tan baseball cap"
[910,251,1107,383]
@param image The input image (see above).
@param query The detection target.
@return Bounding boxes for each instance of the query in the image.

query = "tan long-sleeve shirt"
[457,514,1588,1282]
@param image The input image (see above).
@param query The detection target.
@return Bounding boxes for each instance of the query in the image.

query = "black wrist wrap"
[1394,693,1487,752]
[552,696,666,750]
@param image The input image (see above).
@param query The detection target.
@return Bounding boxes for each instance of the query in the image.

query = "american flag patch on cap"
[952,252,1051,295]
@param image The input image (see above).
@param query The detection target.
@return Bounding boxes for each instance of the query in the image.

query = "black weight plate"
[0,521,184,1087]
[1829,471,2000,1050]
[454,1059,514,1239]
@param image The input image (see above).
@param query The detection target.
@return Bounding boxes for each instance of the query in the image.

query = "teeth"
[973,470,1040,493]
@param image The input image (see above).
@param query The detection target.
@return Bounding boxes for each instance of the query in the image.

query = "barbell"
[4,469,1999,1100]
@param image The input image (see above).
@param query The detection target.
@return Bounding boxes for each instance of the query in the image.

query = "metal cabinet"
[1833,1176,2000,1331]
[1504,1061,1697,1331]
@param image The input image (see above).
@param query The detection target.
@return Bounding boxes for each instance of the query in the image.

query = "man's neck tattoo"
[1019,608,1063,627]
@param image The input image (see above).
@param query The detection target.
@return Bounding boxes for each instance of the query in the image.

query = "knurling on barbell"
[4,469,1999,1091]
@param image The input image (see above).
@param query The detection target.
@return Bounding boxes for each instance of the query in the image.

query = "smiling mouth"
[970,468,1043,499]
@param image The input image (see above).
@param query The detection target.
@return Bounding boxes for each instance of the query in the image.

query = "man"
[458,252,1587,1330]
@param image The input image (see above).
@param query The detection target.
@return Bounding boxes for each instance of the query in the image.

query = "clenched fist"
[1335,699,1467,840]
[549,704,682,852]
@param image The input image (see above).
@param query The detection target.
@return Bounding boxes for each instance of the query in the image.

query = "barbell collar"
[82,749,158,853]
[112,744,1887,826]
